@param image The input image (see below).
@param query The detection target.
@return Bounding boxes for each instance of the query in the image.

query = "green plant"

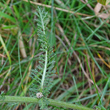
[29,7,55,109]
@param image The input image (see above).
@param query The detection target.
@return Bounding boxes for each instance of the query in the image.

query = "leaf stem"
[0,96,94,110]
[41,50,48,89]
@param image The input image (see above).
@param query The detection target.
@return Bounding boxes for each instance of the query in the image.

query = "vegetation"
[0,0,110,110]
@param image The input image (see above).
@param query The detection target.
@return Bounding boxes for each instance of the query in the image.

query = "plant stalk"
[0,96,94,110]
[41,50,47,89]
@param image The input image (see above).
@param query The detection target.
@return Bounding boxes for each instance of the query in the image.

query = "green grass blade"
[0,12,16,23]
[0,35,11,65]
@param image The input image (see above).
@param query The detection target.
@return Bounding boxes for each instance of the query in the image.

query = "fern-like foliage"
[29,7,55,109]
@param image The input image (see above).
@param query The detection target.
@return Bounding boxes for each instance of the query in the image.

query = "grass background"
[0,0,110,109]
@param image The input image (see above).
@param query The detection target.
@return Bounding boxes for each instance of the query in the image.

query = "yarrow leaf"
[29,7,55,109]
